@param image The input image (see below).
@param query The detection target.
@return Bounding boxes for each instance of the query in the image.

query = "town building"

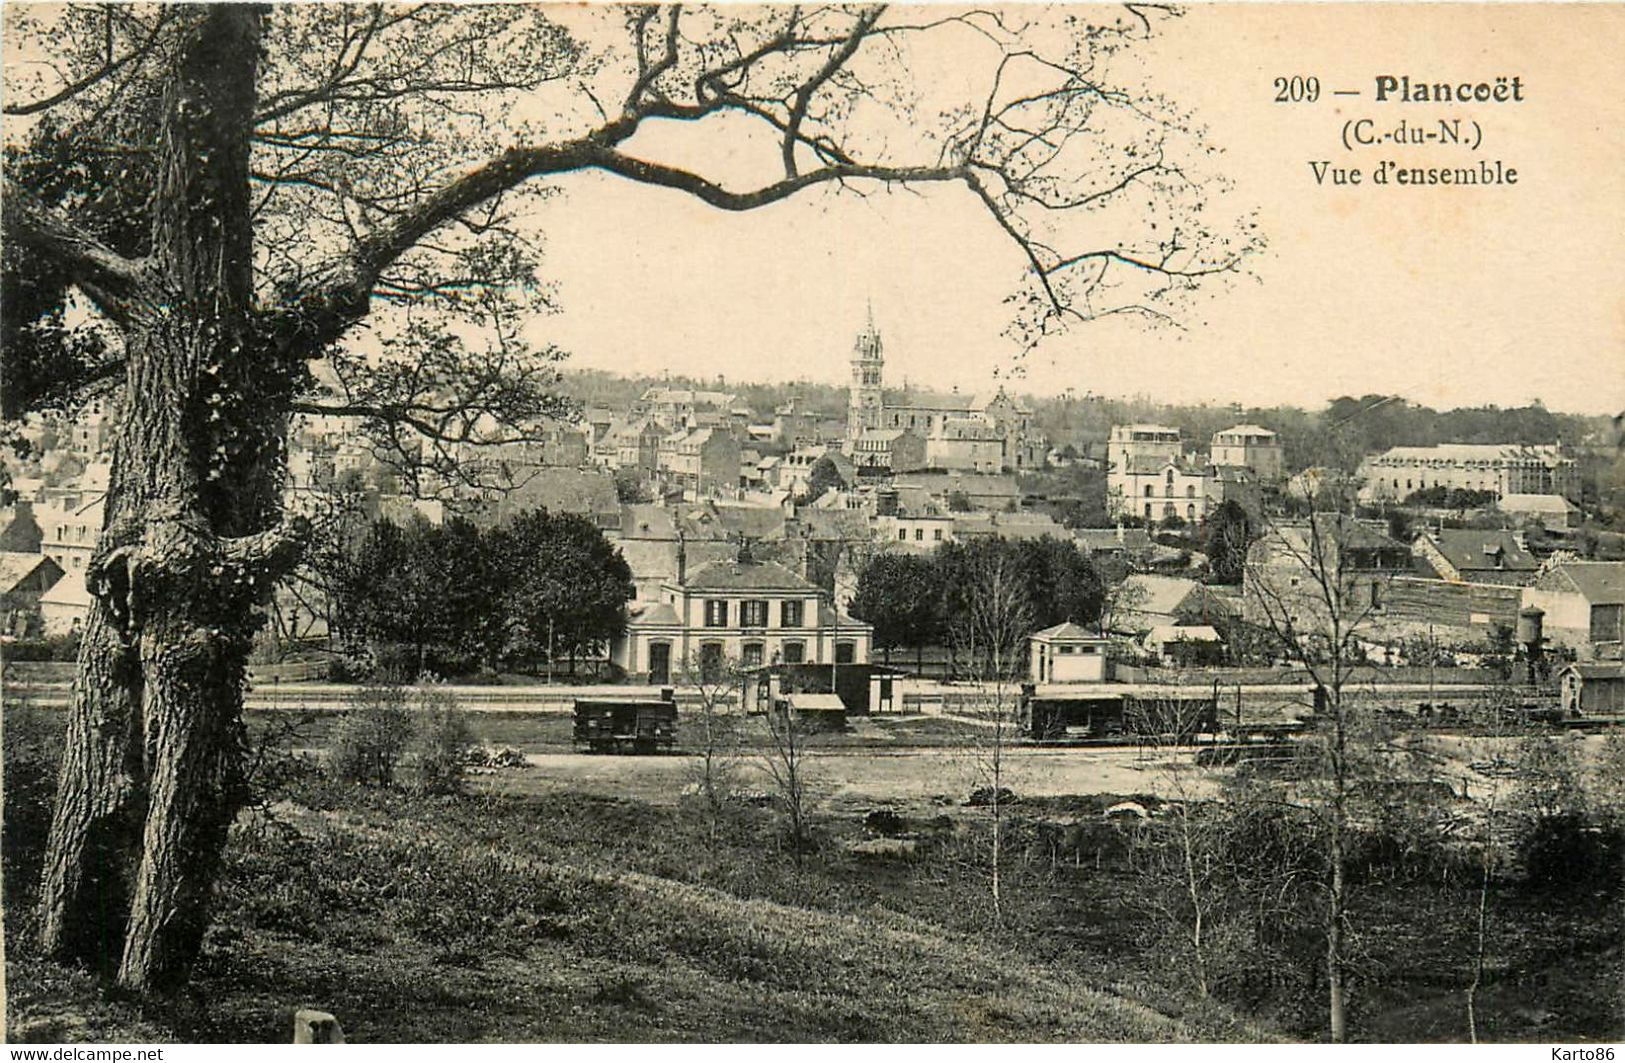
[1110,454,1210,524]
[37,490,105,575]
[1110,573,1233,638]
[846,427,926,474]
[657,426,741,497]
[1029,622,1113,683]
[874,507,955,550]
[1497,493,1582,531]
[1243,515,1411,632]
[1357,443,1578,503]
[0,552,65,638]
[39,568,90,636]
[1521,560,1625,661]
[634,386,739,431]
[608,418,664,477]
[772,398,824,449]
[1411,529,1539,586]
[1210,425,1285,482]
[844,310,1039,472]
[1106,424,1182,477]
[611,554,870,684]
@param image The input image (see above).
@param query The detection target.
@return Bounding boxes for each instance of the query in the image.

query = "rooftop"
[683,559,819,593]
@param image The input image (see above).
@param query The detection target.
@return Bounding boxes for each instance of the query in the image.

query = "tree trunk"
[35,6,292,993]
[36,606,145,968]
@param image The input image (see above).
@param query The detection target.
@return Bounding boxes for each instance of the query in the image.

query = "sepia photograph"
[1,0,1622,1046]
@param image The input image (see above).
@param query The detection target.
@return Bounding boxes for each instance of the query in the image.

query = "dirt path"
[483,746,1221,811]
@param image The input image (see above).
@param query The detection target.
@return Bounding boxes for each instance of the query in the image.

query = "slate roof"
[1122,454,1205,476]
[684,560,818,593]
[797,509,871,542]
[713,505,789,540]
[1499,493,1579,515]
[0,552,63,594]
[1119,574,1210,617]
[1425,530,1537,573]
[893,472,1020,500]
[627,601,681,626]
[1540,561,1625,604]
[1031,621,1106,641]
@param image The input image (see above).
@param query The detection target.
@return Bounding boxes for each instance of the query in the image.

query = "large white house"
[611,556,871,684]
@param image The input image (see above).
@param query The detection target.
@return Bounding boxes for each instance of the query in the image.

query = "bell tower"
[847,303,885,439]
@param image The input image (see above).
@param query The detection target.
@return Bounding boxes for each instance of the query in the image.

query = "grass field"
[5,702,1622,1044]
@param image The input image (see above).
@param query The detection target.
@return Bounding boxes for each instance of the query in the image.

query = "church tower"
[847,304,885,439]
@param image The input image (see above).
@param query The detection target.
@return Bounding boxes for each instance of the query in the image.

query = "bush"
[411,682,472,796]
[2,633,82,661]
[330,684,412,786]
[1518,812,1624,890]
[3,703,64,924]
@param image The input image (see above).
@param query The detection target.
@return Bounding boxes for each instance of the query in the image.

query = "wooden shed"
[1557,663,1625,716]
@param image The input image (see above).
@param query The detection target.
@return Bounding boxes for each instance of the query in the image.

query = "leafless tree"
[678,649,743,844]
[763,700,814,867]
[1124,698,1223,997]
[4,2,1258,990]
[1242,511,1388,1043]
[952,547,1031,928]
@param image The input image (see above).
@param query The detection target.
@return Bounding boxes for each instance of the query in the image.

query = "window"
[898,529,908,540]
[741,600,769,628]
[1057,645,1075,655]
[1187,504,1196,520]
[1144,485,1153,497]
[781,600,804,627]
[933,528,943,541]
[1186,485,1196,498]
[704,599,728,627]
[782,641,805,664]
[1592,604,1624,646]
[741,642,764,668]
[699,642,724,683]
[914,528,924,541]
[835,641,856,664]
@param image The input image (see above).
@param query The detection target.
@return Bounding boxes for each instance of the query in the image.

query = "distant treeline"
[561,370,1609,478]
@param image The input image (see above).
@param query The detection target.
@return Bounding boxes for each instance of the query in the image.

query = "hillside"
[6,782,1263,1043]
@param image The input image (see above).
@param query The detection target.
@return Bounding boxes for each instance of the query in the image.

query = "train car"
[1021,683,1219,742]
[573,691,677,753]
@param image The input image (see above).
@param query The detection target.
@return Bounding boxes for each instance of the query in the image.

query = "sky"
[513,4,1624,415]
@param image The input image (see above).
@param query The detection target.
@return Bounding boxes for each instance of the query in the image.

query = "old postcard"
[2,1,1622,1047]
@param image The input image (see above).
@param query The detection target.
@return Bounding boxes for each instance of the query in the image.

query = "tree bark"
[35,6,288,992]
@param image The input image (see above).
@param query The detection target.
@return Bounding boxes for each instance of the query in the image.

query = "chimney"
[676,531,687,585]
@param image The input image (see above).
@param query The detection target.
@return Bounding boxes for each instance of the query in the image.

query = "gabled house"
[0,552,65,638]
[1110,573,1233,638]
[1412,529,1539,586]
[1243,515,1411,632]
[1498,493,1582,531]
[1029,622,1113,683]
[1522,560,1625,660]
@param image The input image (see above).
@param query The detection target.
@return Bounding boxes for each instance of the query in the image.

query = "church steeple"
[848,302,885,439]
